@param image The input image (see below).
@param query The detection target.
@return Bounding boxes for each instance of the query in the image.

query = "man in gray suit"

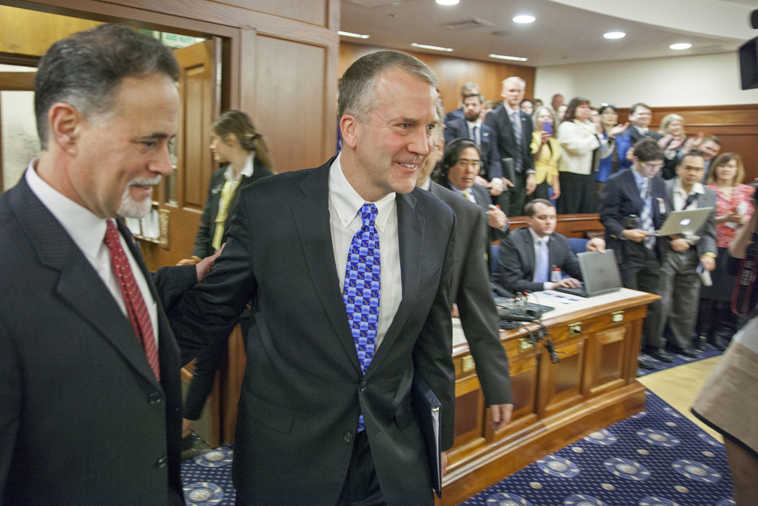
[418,116,513,432]
[658,150,717,357]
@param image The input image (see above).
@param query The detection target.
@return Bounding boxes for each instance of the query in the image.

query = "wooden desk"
[441,289,658,505]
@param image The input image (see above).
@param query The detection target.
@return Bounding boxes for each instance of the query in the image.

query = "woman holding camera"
[530,105,561,201]
[697,153,754,350]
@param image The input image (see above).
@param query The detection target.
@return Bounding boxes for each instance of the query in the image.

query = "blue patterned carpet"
[637,343,723,377]
[463,391,734,506]
[180,391,734,506]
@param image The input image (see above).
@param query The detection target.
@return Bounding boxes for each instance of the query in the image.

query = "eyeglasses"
[455,159,481,169]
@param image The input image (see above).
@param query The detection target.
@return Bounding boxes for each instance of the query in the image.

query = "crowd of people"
[1,22,756,505]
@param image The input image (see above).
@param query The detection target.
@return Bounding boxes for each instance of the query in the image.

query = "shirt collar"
[673,177,705,197]
[504,103,520,116]
[329,153,396,233]
[25,160,108,263]
[418,177,432,191]
[634,125,648,135]
[632,168,650,189]
[224,154,255,182]
[466,119,481,128]
[528,226,549,245]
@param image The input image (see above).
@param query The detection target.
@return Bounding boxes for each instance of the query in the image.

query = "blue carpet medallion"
[463,391,734,506]
[181,392,734,505]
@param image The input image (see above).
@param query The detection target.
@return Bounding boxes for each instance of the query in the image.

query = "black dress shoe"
[638,356,656,370]
[693,336,706,352]
[649,349,674,363]
[708,333,730,351]
[672,347,700,359]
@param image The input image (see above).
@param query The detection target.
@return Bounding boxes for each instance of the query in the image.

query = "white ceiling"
[340,0,758,67]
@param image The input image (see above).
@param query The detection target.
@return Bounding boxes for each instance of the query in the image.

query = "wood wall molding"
[618,104,758,181]
[339,41,536,115]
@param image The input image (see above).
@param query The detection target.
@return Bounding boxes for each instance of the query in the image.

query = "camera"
[622,214,641,229]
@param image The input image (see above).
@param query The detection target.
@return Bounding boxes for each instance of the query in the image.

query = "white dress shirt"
[328,154,402,350]
[672,178,705,211]
[25,162,159,345]
[223,153,255,182]
[529,227,553,290]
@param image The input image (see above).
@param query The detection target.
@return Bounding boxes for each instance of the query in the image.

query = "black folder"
[412,376,442,497]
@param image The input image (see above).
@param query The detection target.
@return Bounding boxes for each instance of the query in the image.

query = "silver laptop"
[555,249,623,298]
[655,207,713,236]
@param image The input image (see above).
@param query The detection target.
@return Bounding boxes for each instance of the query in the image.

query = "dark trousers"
[620,242,663,351]
[557,172,597,214]
[337,431,385,506]
[496,171,527,217]
[183,313,250,420]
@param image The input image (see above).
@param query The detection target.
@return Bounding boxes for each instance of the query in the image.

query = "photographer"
[599,138,667,369]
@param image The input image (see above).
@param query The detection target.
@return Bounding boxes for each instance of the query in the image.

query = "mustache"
[127,176,162,187]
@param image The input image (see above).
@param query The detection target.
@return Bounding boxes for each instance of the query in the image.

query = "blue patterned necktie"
[343,203,381,431]
[533,238,549,284]
[639,178,655,249]
[511,111,523,172]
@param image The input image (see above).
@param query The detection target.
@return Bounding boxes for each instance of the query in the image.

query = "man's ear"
[47,102,82,155]
[340,114,360,150]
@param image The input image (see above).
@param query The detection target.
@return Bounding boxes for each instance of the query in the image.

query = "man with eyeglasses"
[600,138,668,370]
[657,150,717,358]
[438,138,508,242]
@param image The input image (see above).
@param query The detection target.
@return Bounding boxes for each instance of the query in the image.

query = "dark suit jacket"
[444,107,464,123]
[599,168,668,264]
[617,126,663,171]
[484,105,534,176]
[443,182,508,242]
[662,180,717,258]
[193,161,273,257]
[170,160,456,505]
[495,227,582,294]
[0,177,197,505]
[443,118,503,180]
[429,182,511,405]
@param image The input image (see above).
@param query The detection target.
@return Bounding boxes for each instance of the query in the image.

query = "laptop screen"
[577,249,623,296]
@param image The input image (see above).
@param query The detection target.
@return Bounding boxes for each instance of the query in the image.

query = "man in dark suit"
[444,93,506,197]
[170,51,456,506]
[485,76,536,217]
[418,118,513,432]
[658,150,717,356]
[617,102,663,171]
[600,138,668,369]
[436,138,509,243]
[444,80,479,123]
[0,25,213,505]
[495,199,584,294]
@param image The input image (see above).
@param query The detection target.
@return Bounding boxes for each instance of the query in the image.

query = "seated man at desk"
[496,199,603,294]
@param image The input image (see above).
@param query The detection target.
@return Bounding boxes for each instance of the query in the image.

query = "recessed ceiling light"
[489,53,528,62]
[513,14,536,24]
[670,42,692,50]
[411,42,453,52]
[338,31,369,39]
[603,31,626,40]
[435,0,460,5]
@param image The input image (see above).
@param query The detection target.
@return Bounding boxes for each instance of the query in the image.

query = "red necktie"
[104,220,160,380]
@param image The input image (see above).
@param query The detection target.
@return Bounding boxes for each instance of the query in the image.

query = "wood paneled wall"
[618,104,758,182]
[339,41,536,114]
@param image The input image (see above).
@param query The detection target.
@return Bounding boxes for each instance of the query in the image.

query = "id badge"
[657,197,666,215]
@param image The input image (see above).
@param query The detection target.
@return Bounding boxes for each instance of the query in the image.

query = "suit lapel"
[291,162,361,374]
[523,229,536,278]
[11,179,160,386]
[368,191,421,374]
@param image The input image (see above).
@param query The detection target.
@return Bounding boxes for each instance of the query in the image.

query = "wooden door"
[140,38,220,271]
